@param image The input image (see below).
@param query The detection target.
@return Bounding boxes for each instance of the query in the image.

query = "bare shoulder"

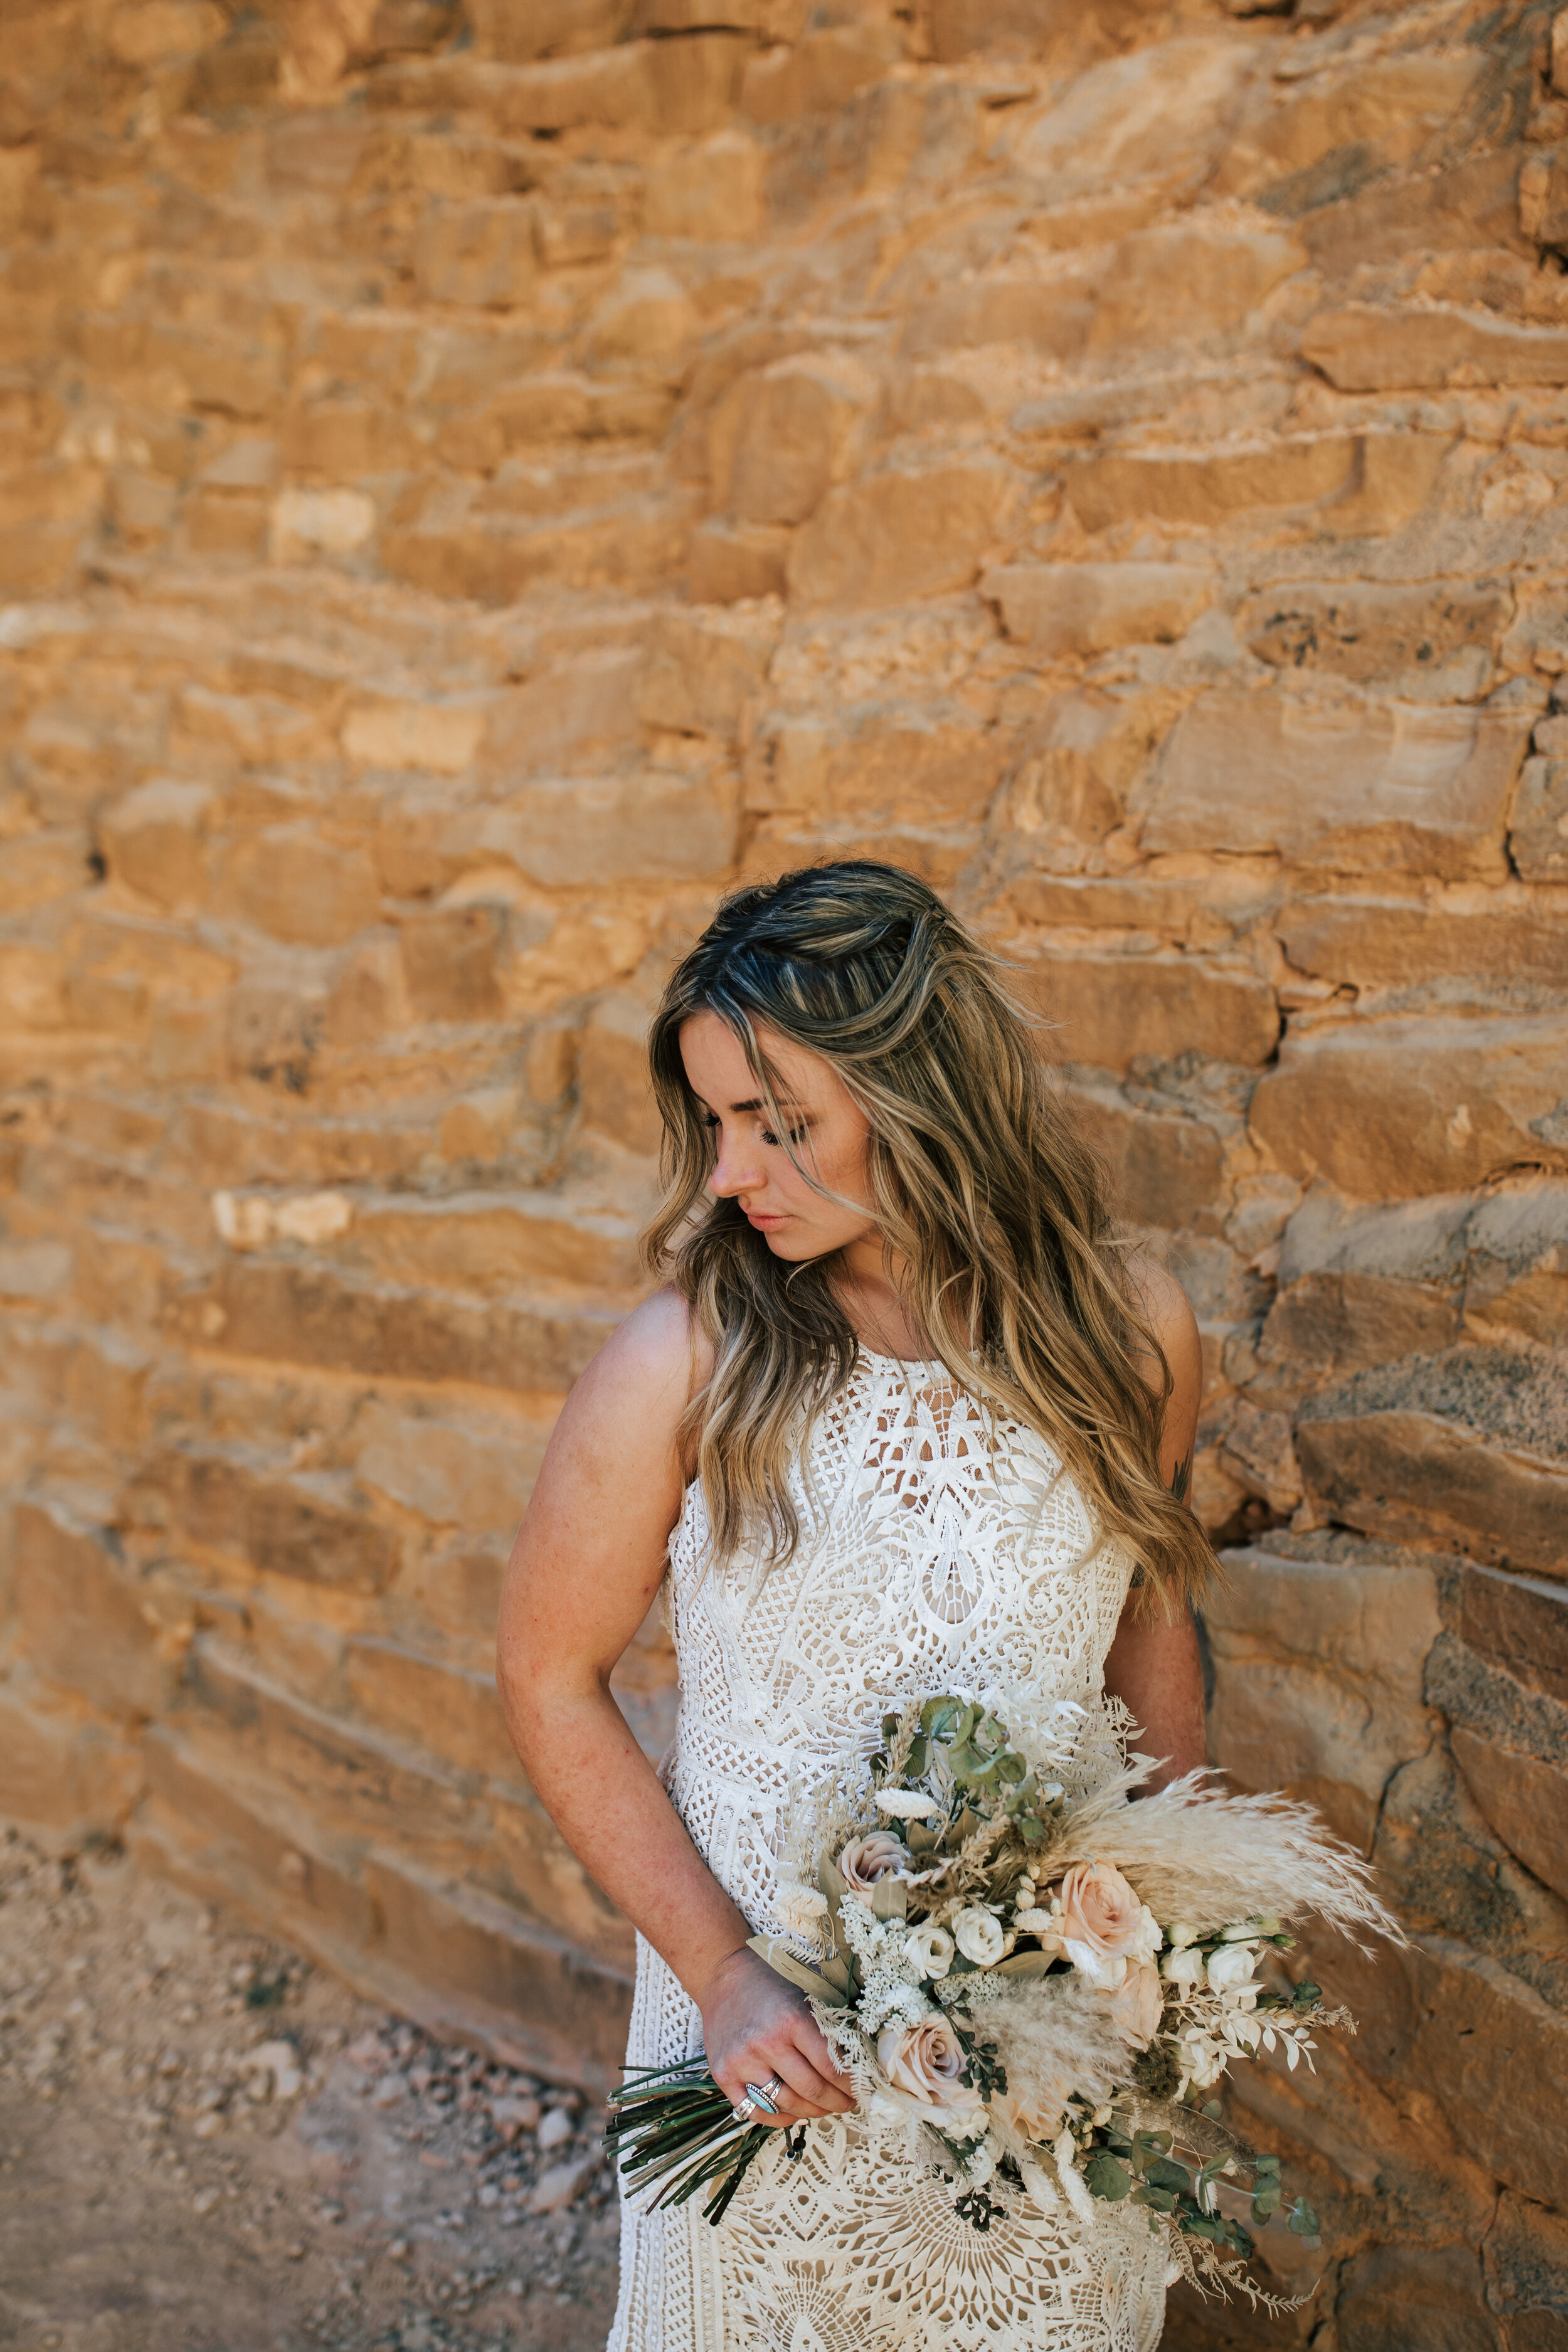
[1123,1249,1202,1407]
[573,1284,713,1416]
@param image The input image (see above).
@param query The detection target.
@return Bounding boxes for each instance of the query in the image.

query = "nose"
[709,1126,765,1200]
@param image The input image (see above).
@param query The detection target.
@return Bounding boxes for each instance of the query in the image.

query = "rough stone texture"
[1,1,1566,2336]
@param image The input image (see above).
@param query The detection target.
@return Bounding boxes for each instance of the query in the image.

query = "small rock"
[536,2108,574,2154]
[192,2186,221,2216]
[389,2238,410,2262]
[370,2072,408,2110]
[527,2155,599,2217]
[285,2242,306,2261]
[489,2095,541,2141]
[249,2040,304,2099]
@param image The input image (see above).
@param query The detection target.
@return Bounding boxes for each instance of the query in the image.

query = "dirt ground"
[0,1828,621,2352]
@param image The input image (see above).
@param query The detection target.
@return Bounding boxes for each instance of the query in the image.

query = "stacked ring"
[731,2077,783,2124]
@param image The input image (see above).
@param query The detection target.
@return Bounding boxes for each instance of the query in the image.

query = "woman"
[497,862,1211,2352]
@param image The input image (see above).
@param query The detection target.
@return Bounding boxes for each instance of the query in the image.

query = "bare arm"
[1101,1256,1209,1790]
[495,1290,851,2124]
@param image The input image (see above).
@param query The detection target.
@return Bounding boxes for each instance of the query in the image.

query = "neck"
[833,1236,926,1360]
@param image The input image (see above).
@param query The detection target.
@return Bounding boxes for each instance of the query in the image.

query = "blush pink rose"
[1052,1862,1145,1961]
[876,2018,983,2119]
[837,1831,908,1895]
[1106,1959,1165,2050]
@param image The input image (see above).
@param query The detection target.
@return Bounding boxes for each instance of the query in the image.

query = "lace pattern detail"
[607,1352,1170,2352]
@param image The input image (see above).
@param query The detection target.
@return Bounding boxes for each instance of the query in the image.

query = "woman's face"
[679,1012,877,1264]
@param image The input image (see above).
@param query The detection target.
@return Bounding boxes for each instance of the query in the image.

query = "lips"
[744,1209,789,1229]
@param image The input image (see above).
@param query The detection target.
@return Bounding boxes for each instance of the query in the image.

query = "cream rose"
[1206,1942,1259,2000]
[1051,1862,1145,1981]
[877,2017,983,2119]
[838,1831,908,1895]
[1162,1944,1205,1992]
[1106,1959,1164,2049]
[904,1923,955,1981]
[951,1906,1006,1967]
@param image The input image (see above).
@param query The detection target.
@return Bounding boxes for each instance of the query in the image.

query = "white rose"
[904,1923,955,1981]
[1162,1945,1205,1992]
[1130,1905,1163,1966]
[951,1907,1006,1967]
[1222,1921,1259,1941]
[874,1790,941,1819]
[1166,1922,1198,1951]
[1064,1941,1127,1992]
[1206,1942,1259,1996]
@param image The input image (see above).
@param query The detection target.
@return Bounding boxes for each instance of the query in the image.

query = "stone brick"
[995,684,1182,846]
[709,351,879,527]
[1015,36,1261,194]
[410,198,538,309]
[397,904,506,1022]
[1450,1727,1568,1903]
[350,1192,642,1296]
[469,768,739,887]
[739,26,902,122]
[1066,434,1402,533]
[1251,1014,1568,1198]
[982,563,1214,657]
[1303,305,1568,393]
[1296,1404,1567,1582]
[1020,950,1279,1074]
[1510,758,1568,883]
[901,277,1096,363]
[1064,1079,1226,1232]
[1088,222,1305,352]
[1336,2243,1502,2352]
[578,989,659,1157]
[1143,693,1531,881]
[1277,895,1568,995]
[1239,579,1510,689]
[127,1449,400,1596]
[644,130,765,241]
[191,1256,622,1394]
[1459,1563,1568,1710]
[638,605,776,738]
[788,460,1019,611]
[342,692,490,776]
[0,1681,142,1841]
[13,1498,181,1721]
[98,779,215,911]
[344,1638,521,1782]
[351,1400,550,1535]
[1259,1271,1461,1387]
[1205,1548,1442,1849]
[220,827,381,948]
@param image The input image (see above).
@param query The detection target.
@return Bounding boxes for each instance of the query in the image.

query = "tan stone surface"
[1,7,1565,2320]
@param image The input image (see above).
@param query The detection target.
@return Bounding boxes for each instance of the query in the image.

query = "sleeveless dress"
[607,1350,1175,2352]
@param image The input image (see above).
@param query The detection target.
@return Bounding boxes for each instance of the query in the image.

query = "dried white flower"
[873,1791,941,1820]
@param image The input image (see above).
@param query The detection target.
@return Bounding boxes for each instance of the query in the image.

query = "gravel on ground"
[0,1827,621,2352]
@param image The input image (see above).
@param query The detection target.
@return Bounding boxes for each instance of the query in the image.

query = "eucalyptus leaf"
[1084,2152,1130,2203]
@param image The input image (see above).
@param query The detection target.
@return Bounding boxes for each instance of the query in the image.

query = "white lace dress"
[607,1350,1175,2352]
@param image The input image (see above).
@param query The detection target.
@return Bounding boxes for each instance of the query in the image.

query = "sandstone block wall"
[1,0,1565,2337]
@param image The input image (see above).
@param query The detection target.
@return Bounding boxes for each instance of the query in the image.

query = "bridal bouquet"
[607,1692,1398,2309]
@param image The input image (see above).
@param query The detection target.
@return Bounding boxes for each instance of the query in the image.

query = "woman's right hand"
[697,1946,856,2127]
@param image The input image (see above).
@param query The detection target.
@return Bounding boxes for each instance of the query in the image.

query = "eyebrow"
[693,1093,808,1116]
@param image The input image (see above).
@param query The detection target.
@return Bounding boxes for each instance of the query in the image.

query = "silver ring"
[731,2095,756,2122]
[745,2078,782,2114]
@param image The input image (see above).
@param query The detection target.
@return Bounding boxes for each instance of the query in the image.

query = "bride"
[497,861,1212,2352]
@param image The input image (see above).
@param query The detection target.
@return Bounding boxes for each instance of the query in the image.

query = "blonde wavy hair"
[644,861,1212,1615]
